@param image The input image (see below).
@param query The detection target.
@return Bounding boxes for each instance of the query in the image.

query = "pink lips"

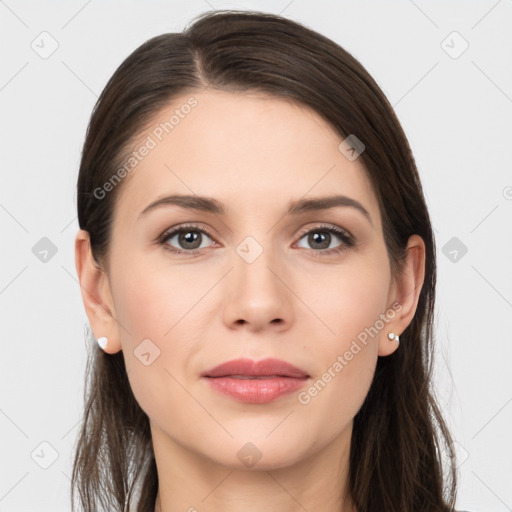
[201,357,310,404]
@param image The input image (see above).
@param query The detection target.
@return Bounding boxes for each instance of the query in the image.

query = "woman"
[72,9,464,512]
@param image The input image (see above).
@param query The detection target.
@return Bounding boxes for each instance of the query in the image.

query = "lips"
[201,357,310,379]
[201,357,310,404]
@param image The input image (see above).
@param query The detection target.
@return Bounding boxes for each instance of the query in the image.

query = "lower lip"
[203,376,309,404]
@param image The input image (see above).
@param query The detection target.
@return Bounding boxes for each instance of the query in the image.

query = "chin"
[201,436,311,472]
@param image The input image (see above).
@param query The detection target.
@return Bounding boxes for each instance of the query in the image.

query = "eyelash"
[157,223,355,258]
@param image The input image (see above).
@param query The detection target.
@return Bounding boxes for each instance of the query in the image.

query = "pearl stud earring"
[388,332,400,345]
[97,336,108,350]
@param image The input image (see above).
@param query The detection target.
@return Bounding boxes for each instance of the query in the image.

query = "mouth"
[201,358,310,404]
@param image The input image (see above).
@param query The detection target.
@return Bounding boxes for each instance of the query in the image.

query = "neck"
[151,422,356,512]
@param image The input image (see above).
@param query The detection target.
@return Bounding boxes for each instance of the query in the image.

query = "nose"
[222,242,294,333]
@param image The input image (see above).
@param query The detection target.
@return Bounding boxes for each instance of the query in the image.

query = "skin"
[75,89,425,512]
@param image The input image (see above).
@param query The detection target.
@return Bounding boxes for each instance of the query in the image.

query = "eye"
[295,224,355,256]
[158,224,216,254]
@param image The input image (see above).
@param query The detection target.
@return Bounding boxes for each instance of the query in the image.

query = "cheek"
[112,267,197,425]
[301,254,391,347]
[111,252,209,344]
[109,255,214,412]
[296,270,384,445]
[295,254,389,414]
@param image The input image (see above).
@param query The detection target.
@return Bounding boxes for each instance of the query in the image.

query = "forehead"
[113,89,380,226]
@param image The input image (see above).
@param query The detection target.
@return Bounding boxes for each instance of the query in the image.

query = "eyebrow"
[138,193,373,225]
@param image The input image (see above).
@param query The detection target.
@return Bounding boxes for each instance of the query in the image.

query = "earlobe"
[378,234,426,357]
[74,229,122,354]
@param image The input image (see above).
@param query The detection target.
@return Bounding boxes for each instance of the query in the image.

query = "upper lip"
[202,357,310,378]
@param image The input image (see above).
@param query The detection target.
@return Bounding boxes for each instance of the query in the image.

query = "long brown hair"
[72,9,457,512]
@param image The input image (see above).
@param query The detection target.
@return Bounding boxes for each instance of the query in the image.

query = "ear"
[378,234,426,356]
[74,229,122,354]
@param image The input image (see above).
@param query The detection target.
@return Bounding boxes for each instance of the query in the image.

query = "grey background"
[1,1,511,511]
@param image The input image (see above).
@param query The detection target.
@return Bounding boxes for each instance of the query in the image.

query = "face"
[99,89,400,469]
